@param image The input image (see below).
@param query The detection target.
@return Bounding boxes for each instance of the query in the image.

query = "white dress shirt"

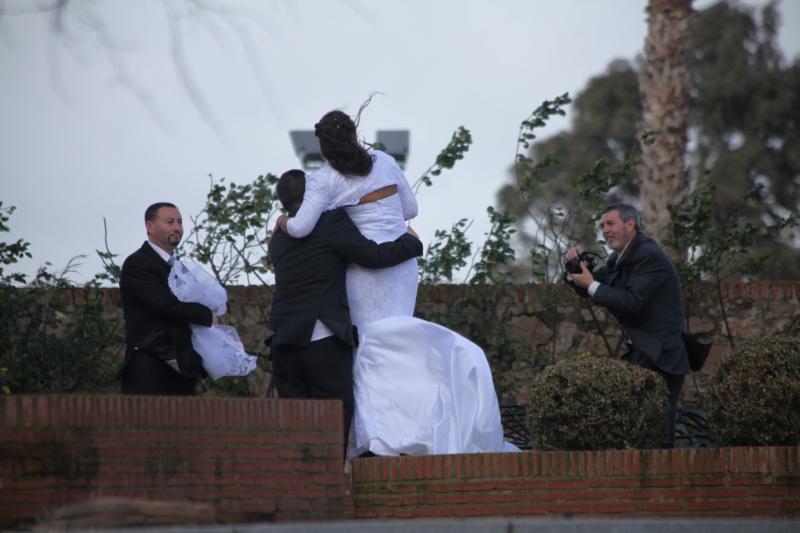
[147,240,175,265]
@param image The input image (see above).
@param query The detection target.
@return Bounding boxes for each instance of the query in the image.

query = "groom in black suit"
[268,169,422,445]
[566,203,689,448]
[119,202,216,396]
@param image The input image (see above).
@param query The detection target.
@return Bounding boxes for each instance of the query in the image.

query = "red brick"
[782,281,793,299]
[523,452,538,476]
[541,503,595,515]
[401,495,421,506]
[390,507,416,518]
[544,479,590,490]
[612,489,660,500]
[685,476,727,486]
[312,473,344,486]
[422,493,473,505]
[451,506,501,517]
[424,455,434,479]
[21,396,34,428]
[640,477,683,487]
[495,479,543,491]
[638,501,686,512]
[416,507,454,518]
[576,451,587,476]
[473,493,519,504]
[705,487,750,499]
[495,504,548,516]
[593,502,639,514]
[759,282,770,299]
[493,452,506,477]
[382,483,417,494]
[750,486,798,497]
[684,501,734,511]
[661,488,708,499]
[589,478,638,489]
[34,396,49,427]
[728,476,776,486]
[738,500,793,511]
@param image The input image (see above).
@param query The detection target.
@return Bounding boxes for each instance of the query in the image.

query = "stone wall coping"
[49,281,800,307]
[351,446,800,481]
[0,394,341,431]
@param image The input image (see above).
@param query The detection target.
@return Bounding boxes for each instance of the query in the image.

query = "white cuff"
[587,281,600,297]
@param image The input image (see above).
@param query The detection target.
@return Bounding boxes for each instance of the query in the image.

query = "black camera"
[564,251,600,274]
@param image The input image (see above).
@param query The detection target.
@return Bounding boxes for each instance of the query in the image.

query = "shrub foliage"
[526,356,670,450]
[706,335,800,446]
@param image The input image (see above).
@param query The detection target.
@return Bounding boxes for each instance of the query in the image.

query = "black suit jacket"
[268,208,422,348]
[119,242,213,393]
[576,233,689,376]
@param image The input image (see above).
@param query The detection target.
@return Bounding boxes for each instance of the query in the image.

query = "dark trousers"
[121,350,197,396]
[623,349,685,448]
[271,335,354,454]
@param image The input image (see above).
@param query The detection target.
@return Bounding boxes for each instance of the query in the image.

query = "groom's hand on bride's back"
[268,214,289,244]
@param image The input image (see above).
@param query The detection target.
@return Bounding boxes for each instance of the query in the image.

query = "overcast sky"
[2,0,798,284]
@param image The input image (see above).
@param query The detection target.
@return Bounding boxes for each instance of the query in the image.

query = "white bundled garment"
[168,260,256,380]
[349,316,519,458]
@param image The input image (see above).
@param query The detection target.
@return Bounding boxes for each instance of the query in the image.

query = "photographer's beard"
[604,227,636,252]
[605,235,626,251]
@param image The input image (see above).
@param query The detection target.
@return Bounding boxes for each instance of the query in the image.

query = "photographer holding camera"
[565,203,688,448]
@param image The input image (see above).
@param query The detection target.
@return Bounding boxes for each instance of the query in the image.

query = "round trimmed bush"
[526,356,670,450]
[706,335,800,446]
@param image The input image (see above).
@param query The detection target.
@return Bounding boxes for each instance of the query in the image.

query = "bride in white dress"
[277,110,515,457]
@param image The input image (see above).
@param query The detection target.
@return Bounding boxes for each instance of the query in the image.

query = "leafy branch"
[418,219,473,284]
[413,126,472,193]
[666,176,800,347]
[183,172,280,286]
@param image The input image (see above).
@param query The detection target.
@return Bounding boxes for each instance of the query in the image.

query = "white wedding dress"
[286,150,513,457]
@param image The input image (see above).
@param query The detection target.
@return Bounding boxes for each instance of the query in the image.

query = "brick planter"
[0,395,345,528]
[351,447,800,519]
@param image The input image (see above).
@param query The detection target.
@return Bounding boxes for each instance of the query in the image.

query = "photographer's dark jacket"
[574,233,689,376]
[119,242,213,395]
[268,208,422,348]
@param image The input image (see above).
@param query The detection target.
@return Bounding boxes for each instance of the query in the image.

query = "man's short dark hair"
[277,170,306,211]
[144,202,177,222]
[601,203,641,230]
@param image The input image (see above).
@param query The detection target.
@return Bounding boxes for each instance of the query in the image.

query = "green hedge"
[706,335,800,446]
[526,356,669,450]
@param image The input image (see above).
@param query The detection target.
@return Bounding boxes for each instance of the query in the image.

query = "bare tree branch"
[0,0,62,16]
[163,0,231,141]
[338,0,376,25]
[210,8,284,122]
[1,0,369,141]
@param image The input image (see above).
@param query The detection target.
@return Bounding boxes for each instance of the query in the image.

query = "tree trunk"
[638,0,692,257]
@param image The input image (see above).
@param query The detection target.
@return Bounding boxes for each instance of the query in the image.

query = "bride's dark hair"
[314,110,373,177]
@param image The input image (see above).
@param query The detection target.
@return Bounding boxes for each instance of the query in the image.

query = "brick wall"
[49,281,799,401]
[351,447,800,519]
[0,395,345,528]
[3,395,798,525]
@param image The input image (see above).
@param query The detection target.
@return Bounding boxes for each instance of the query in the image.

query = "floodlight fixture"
[289,130,324,170]
[375,130,410,169]
[288,129,410,171]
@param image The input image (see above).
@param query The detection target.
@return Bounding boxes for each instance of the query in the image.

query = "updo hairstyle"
[314,110,373,176]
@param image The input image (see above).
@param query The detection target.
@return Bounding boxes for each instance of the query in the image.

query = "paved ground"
[63,518,800,533]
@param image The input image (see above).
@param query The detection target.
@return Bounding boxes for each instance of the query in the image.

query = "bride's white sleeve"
[285,173,328,238]
[387,154,418,220]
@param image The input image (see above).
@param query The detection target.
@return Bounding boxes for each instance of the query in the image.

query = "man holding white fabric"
[119,202,217,395]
